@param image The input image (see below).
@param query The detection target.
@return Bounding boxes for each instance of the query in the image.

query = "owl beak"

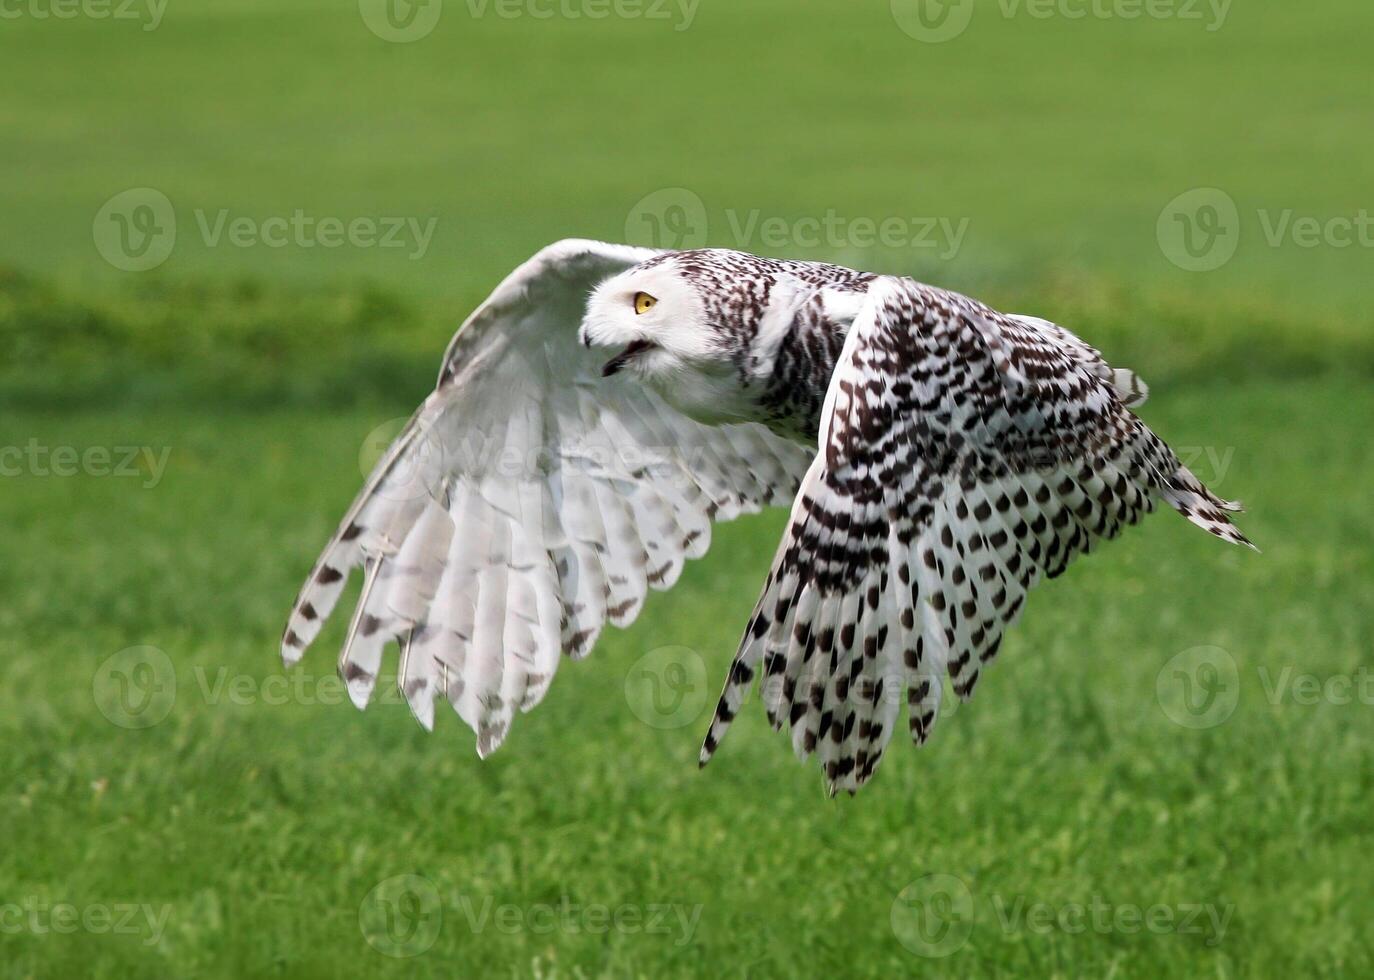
[601,339,658,377]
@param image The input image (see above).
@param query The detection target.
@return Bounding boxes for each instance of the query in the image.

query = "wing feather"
[702,275,1252,793]
[282,240,812,756]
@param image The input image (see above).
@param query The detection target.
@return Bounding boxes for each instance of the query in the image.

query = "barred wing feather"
[701,276,1251,794]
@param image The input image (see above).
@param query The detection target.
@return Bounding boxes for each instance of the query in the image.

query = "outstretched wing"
[282,239,811,756]
[702,276,1251,794]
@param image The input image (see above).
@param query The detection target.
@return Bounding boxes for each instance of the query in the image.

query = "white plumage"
[283,240,1251,793]
[282,241,809,758]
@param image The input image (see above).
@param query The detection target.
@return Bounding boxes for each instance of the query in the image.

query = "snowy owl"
[282,240,1251,794]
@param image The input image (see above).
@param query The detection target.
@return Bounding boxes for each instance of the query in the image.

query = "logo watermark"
[359,0,700,41]
[359,417,448,504]
[92,188,177,272]
[754,664,963,728]
[93,647,426,729]
[358,875,702,957]
[890,0,976,42]
[193,209,437,259]
[1157,188,1241,272]
[359,876,444,958]
[989,893,1233,947]
[1159,647,1374,728]
[625,188,971,259]
[1257,665,1374,707]
[1156,645,1240,730]
[94,188,439,271]
[0,0,167,30]
[625,645,709,729]
[1173,445,1236,487]
[0,898,172,946]
[359,0,443,41]
[892,873,1233,957]
[0,441,171,488]
[193,666,411,709]
[891,873,976,957]
[892,0,1230,43]
[625,188,710,250]
[1158,187,1374,271]
[92,646,177,729]
[464,0,699,30]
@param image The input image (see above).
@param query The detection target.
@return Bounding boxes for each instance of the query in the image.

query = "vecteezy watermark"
[92,646,178,729]
[891,0,1230,43]
[1159,647,1374,728]
[891,873,1233,957]
[987,894,1234,947]
[358,875,703,957]
[93,647,422,729]
[463,0,699,30]
[359,0,699,42]
[625,188,710,250]
[0,0,168,30]
[1173,445,1236,488]
[359,876,444,958]
[0,898,172,946]
[92,188,177,272]
[192,666,411,709]
[1158,187,1374,272]
[625,188,971,258]
[890,873,976,957]
[625,645,709,730]
[358,417,448,504]
[1156,188,1242,272]
[1257,666,1374,707]
[451,894,702,946]
[889,0,977,42]
[93,188,439,271]
[754,664,963,731]
[358,0,443,41]
[1156,645,1240,730]
[0,441,171,489]
[193,210,438,260]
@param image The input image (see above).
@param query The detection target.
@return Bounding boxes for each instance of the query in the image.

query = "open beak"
[601,339,658,377]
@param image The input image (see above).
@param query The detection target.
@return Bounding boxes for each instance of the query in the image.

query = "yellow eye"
[633,291,658,315]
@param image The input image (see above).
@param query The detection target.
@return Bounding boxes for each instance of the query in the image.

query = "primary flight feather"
[282,239,1252,794]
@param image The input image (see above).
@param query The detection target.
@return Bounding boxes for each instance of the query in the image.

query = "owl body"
[284,240,1250,794]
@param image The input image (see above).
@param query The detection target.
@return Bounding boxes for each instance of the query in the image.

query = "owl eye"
[633,292,658,315]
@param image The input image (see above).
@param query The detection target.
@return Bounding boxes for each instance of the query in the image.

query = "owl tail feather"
[1132,425,1256,551]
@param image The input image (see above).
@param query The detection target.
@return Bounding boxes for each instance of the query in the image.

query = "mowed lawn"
[0,375,1369,978]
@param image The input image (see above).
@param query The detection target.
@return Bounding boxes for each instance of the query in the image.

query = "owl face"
[581,256,758,424]
[581,260,716,376]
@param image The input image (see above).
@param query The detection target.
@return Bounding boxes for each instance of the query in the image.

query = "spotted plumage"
[282,240,1252,793]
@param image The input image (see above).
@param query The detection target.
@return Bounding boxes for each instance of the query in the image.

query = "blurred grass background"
[1,0,1371,977]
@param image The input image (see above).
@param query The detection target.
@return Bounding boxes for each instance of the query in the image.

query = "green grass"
[3,262,1372,414]
[2,1,1373,312]
[2,0,1371,975]
[1,378,1371,977]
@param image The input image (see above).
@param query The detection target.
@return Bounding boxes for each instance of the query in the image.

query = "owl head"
[579,250,762,425]
[580,249,865,428]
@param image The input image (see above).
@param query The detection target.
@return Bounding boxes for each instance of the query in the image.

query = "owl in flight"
[282,240,1251,795]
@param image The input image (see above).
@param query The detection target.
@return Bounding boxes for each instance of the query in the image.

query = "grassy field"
[2,1,1373,311]
[2,0,1372,976]
[1,380,1371,977]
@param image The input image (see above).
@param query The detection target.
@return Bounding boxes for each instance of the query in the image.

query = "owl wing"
[282,239,812,756]
[701,276,1251,794]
